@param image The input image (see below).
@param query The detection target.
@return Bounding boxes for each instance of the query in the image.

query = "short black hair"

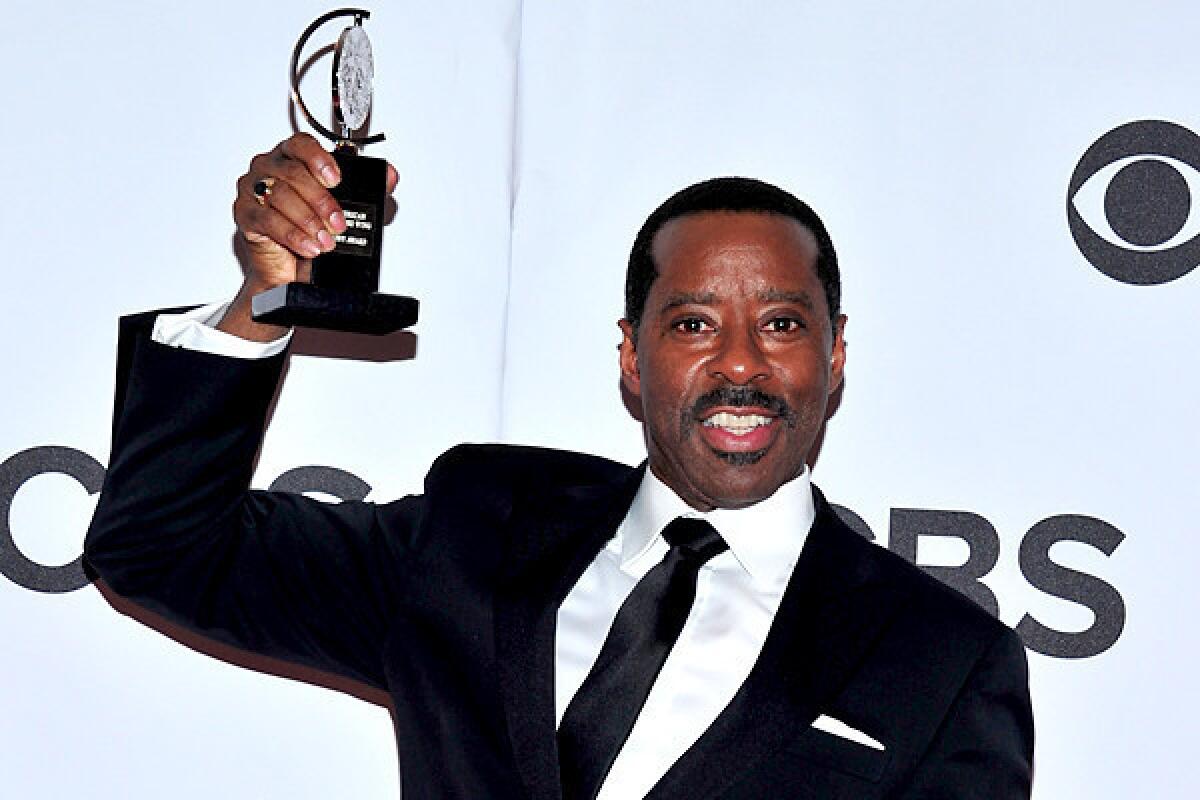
[624,177,840,335]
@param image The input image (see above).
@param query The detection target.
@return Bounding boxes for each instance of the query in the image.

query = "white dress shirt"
[153,304,817,799]
[557,468,814,799]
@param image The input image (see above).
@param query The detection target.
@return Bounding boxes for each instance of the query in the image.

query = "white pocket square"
[811,714,886,752]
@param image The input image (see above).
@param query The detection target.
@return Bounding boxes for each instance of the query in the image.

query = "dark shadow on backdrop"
[93,579,395,713]
[291,327,417,361]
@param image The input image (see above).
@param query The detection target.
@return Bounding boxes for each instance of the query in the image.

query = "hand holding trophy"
[251,8,418,335]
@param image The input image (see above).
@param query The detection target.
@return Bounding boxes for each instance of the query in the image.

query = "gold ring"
[252,177,276,207]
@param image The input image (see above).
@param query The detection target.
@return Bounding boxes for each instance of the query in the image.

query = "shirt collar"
[616,466,816,586]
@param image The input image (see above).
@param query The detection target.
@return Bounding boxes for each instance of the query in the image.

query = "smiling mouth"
[699,412,776,464]
[696,409,778,459]
[701,411,775,435]
[685,387,795,464]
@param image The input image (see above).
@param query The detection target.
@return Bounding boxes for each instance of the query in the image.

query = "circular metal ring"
[290,8,386,147]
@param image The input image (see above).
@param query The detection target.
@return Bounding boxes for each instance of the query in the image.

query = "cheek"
[639,350,697,398]
[782,357,833,392]
[640,378,693,440]
[650,369,705,418]
[775,369,834,427]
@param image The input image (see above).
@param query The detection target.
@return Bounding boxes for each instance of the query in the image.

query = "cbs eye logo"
[1068,119,1200,285]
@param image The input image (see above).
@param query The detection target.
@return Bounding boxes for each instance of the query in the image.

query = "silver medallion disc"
[334,25,374,132]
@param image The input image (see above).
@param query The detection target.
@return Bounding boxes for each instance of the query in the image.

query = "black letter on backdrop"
[268,466,372,502]
[0,446,101,593]
[1016,515,1125,659]
[889,509,1001,617]
[831,504,875,541]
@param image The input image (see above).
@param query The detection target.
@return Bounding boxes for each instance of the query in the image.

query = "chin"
[698,455,803,507]
[696,473,780,509]
[712,449,769,467]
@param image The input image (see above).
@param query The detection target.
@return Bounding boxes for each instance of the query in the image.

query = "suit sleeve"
[894,627,1035,799]
[84,311,421,689]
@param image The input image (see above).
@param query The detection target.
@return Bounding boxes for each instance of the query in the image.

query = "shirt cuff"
[151,302,292,359]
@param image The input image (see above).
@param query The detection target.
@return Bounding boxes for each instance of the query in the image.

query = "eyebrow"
[659,291,716,313]
[658,288,818,315]
[759,288,817,312]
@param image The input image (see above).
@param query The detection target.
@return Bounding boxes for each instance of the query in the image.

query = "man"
[85,133,1033,799]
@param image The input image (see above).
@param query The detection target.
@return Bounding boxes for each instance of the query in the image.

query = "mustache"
[689,387,797,427]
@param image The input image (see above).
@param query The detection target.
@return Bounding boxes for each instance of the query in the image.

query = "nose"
[708,327,771,385]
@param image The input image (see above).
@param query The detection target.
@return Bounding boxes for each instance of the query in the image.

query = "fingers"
[261,135,347,237]
[234,176,324,258]
[280,132,341,189]
[234,134,347,260]
[231,133,399,288]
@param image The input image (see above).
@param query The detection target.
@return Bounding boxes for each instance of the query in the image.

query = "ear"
[828,314,847,394]
[618,319,641,396]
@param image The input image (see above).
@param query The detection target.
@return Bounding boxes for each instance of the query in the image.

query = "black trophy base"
[252,282,418,335]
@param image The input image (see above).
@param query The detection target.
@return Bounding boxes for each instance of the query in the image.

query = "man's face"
[619,211,846,511]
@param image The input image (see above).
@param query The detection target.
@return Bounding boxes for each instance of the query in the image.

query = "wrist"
[218,281,291,342]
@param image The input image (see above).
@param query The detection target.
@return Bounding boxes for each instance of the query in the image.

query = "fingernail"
[330,210,346,232]
[317,230,335,251]
[302,240,322,258]
[320,165,340,187]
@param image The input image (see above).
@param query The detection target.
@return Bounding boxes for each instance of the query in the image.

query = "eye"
[672,317,712,334]
[762,316,805,334]
[1067,120,1200,285]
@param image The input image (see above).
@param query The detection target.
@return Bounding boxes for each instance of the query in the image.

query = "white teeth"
[701,412,772,434]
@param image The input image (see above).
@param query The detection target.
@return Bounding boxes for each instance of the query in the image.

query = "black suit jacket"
[85,312,1033,799]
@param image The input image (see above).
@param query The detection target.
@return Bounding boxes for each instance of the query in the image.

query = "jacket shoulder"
[827,503,1016,646]
[425,443,636,503]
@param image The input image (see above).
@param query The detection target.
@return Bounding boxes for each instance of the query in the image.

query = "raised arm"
[84,135,410,688]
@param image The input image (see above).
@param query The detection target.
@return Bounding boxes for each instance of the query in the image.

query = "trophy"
[252,8,418,335]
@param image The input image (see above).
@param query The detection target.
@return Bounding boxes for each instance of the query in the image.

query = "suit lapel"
[494,464,644,800]
[645,489,913,800]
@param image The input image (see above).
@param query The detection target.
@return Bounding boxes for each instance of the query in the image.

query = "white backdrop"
[3,1,1197,796]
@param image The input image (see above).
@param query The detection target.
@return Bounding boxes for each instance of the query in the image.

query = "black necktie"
[558,517,729,800]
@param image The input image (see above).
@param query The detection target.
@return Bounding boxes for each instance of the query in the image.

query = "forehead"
[650,211,821,295]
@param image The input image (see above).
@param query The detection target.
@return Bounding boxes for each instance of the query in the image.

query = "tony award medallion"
[252,8,418,335]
